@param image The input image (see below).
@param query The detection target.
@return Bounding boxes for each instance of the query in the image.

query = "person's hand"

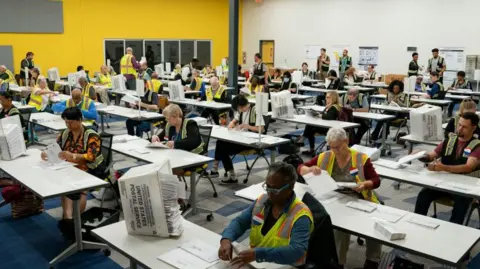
[427,160,438,171]
[231,249,256,268]
[58,151,74,161]
[239,124,250,130]
[197,97,201,101]
[310,166,321,175]
[218,239,233,261]
[151,135,160,143]
[41,151,48,161]
[166,141,174,149]
[354,181,373,193]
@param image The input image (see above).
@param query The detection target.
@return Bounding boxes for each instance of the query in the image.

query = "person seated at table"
[126,80,160,137]
[198,76,227,125]
[41,107,105,238]
[343,67,358,86]
[77,65,91,83]
[342,88,369,144]
[414,75,426,92]
[0,65,15,85]
[370,80,407,142]
[315,70,341,106]
[219,162,313,267]
[298,127,381,269]
[274,71,298,94]
[28,76,54,113]
[423,72,444,99]
[271,68,282,82]
[445,99,480,138]
[238,64,250,80]
[139,61,153,79]
[209,95,264,183]
[151,72,164,93]
[414,112,480,224]
[28,68,40,87]
[52,88,97,124]
[446,71,473,117]
[184,69,205,93]
[366,65,377,81]
[300,62,315,87]
[78,77,97,101]
[247,75,266,95]
[108,66,116,76]
[300,91,342,156]
[95,65,111,104]
[202,64,215,78]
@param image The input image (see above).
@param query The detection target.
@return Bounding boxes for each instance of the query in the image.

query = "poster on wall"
[330,45,350,68]
[439,47,465,72]
[358,46,379,66]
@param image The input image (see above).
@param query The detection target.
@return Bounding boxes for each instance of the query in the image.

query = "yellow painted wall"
[0,0,243,75]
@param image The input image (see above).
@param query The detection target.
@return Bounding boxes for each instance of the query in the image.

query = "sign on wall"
[358,46,379,66]
[439,47,465,72]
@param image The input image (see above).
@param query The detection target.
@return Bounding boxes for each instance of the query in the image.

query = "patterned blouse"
[57,130,101,172]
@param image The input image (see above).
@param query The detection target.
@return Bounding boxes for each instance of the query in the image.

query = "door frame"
[259,40,275,67]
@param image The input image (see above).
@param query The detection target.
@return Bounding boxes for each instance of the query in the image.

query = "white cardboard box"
[118,161,179,237]
[409,105,443,141]
[374,219,406,241]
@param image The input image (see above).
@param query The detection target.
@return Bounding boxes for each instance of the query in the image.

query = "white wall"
[242,0,480,75]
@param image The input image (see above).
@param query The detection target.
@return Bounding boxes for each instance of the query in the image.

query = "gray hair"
[126,47,133,53]
[78,77,87,83]
[326,127,347,142]
[267,162,298,183]
[37,76,47,84]
[163,104,183,118]
[347,88,358,95]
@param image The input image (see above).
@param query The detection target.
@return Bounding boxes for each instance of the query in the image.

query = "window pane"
[145,41,162,70]
[197,41,211,67]
[164,41,179,69]
[180,41,194,66]
[104,40,124,74]
[125,40,143,61]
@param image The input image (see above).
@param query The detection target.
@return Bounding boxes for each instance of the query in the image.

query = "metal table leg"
[182,170,213,219]
[100,113,105,133]
[270,148,276,164]
[130,260,138,269]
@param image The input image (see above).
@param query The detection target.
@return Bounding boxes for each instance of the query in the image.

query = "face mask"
[284,78,290,82]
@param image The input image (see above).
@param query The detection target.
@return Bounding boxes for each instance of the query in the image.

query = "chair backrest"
[99,132,113,168]
[262,114,271,134]
[197,125,213,155]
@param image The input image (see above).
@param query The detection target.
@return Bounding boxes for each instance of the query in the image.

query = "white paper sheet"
[374,159,404,169]
[371,205,408,223]
[407,217,440,229]
[303,171,339,197]
[130,147,150,154]
[346,200,377,213]
[147,142,170,149]
[397,151,427,165]
[336,182,359,188]
[179,240,219,263]
[121,93,140,105]
[157,248,214,269]
[44,143,62,164]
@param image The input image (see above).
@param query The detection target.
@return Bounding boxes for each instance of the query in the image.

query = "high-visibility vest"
[82,83,94,99]
[250,194,313,266]
[120,54,137,77]
[248,84,264,94]
[368,71,376,80]
[60,128,104,170]
[428,56,445,74]
[151,79,162,93]
[4,69,16,84]
[98,74,112,87]
[28,88,48,111]
[317,149,380,203]
[342,93,365,108]
[165,118,204,154]
[452,79,471,89]
[66,97,95,124]
[192,77,203,91]
[408,60,419,77]
[205,85,225,102]
[442,134,480,165]
[339,56,352,72]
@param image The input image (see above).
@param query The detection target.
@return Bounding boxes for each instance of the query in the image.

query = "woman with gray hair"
[28,75,54,112]
[298,127,382,269]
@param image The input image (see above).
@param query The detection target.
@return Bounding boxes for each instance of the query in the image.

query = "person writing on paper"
[298,127,381,269]
[41,107,105,239]
[427,48,446,83]
[408,52,420,77]
[120,47,140,90]
[219,162,313,267]
[414,76,426,92]
[422,72,444,99]
[199,76,227,124]
[252,53,269,85]
[78,77,97,101]
[445,99,480,138]
[342,88,369,144]
[414,112,480,224]
[370,80,407,142]
[300,91,342,156]
[277,71,297,93]
[343,67,358,86]
[152,104,203,152]
[28,76,54,113]
[52,88,97,124]
[366,65,377,82]
[208,95,264,183]
[126,80,160,137]
[317,48,330,80]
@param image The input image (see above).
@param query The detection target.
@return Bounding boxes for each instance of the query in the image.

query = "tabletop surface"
[208,125,290,148]
[98,105,164,120]
[343,86,376,91]
[30,112,92,130]
[411,98,452,105]
[370,104,414,113]
[111,135,213,169]
[299,105,396,121]
[235,183,480,265]
[0,149,108,199]
[299,86,347,94]
[275,114,359,129]
[399,134,442,146]
[169,99,232,110]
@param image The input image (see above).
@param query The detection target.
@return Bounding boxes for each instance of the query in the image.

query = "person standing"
[317,48,330,80]
[120,47,140,90]
[252,53,269,85]
[338,49,352,76]
[427,48,446,83]
[20,52,34,86]
[408,52,420,77]
[146,45,155,70]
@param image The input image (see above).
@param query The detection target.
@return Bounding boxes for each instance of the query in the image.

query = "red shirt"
[297,155,381,188]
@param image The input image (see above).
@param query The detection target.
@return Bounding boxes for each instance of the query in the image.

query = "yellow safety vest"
[98,74,112,87]
[120,54,137,77]
[4,69,16,84]
[165,119,204,154]
[250,194,313,266]
[248,84,264,94]
[317,149,380,203]
[205,85,225,102]
[66,97,95,124]
[192,77,203,91]
[151,79,162,93]
[82,83,94,99]
[60,128,104,170]
[28,88,47,111]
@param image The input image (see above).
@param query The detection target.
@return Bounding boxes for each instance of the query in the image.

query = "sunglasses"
[262,182,290,195]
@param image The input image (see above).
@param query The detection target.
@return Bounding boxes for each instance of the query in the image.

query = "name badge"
[164,136,169,141]
[350,168,359,176]
[253,213,264,225]
[463,147,472,158]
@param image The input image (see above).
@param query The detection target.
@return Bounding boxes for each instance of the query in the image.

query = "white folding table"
[97,105,164,134]
[169,98,232,111]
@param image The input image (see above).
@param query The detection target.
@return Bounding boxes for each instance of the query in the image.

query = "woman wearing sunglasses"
[298,127,381,269]
[219,162,313,267]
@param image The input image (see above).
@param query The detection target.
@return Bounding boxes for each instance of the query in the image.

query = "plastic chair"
[99,132,120,208]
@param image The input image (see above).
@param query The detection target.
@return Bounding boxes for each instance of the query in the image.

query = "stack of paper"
[374,219,406,241]
[0,115,26,161]
[303,172,338,198]
[121,93,140,105]
[161,176,184,235]
[346,200,377,213]
[374,151,426,169]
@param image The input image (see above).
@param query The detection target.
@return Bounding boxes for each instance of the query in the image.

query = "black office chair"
[99,132,119,208]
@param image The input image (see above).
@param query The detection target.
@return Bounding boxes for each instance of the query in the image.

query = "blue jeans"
[126,120,150,137]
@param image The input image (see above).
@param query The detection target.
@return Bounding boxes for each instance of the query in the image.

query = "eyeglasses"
[262,182,290,195]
